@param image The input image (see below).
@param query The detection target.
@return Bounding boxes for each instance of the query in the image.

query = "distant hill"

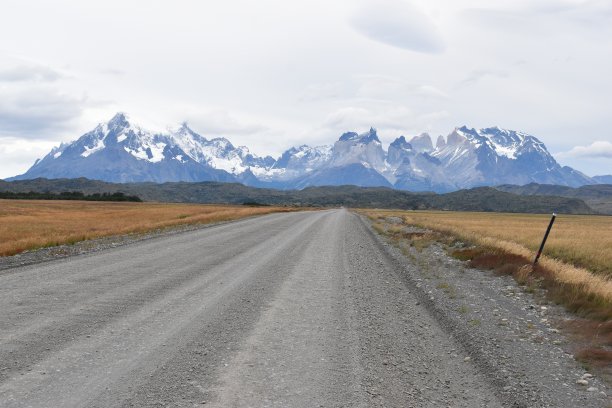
[593,175,612,184]
[0,178,595,215]
[496,183,612,214]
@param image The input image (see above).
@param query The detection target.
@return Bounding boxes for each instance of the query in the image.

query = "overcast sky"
[1,0,611,178]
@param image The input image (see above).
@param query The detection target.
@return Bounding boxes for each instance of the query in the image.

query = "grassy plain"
[0,199,299,257]
[380,211,611,278]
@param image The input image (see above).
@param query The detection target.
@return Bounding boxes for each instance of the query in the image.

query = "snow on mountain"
[268,144,332,181]
[329,128,387,173]
[11,113,235,183]
[387,135,453,191]
[10,113,595,191]
[409,133,434,153]
[169,123,274,176]
[290,128,392,188]
[431,126,592,190]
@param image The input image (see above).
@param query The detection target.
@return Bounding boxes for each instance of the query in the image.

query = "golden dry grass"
[367,210,612,278]
[361,209,612,318]
[0,199,299,257]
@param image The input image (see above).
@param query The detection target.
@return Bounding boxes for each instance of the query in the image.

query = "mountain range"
[9,113,606,193]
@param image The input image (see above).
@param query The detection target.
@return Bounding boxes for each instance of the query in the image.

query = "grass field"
[380,211,612,278]
[0,200,299,257]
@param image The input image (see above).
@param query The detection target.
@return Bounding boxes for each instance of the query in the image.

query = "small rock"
[464,357,471,362]
[576,379,588,386]
[582,373,593,379]
[586,387,598,392]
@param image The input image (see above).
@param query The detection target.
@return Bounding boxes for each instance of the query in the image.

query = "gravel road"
[0,209,606,407]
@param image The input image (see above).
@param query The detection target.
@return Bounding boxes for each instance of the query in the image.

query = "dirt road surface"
[0,209,606,407]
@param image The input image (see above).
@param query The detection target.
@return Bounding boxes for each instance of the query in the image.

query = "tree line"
[0,191,142,202]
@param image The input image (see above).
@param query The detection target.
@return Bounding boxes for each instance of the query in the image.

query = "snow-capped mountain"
[10,113,597,191]
[12,113,237,183]
[430,126,593,190]
[291,129,392,188]
[264,144,332,182]
[170,123,275,177]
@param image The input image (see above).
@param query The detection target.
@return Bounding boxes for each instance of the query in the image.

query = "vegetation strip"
[0,200,300,258]
[0,191,142,202]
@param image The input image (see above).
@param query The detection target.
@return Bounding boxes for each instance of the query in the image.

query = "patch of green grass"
[437,281,457,299]
[458,305,470,314]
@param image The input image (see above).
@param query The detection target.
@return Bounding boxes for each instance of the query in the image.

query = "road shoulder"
[357,212,609,407]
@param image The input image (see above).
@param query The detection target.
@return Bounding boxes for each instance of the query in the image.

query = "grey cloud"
[528,0,612,20]
[350,0,445,54]
[0,64,64,83]
[0,86,85,138]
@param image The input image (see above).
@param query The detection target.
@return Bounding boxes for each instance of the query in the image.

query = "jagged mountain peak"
[409,133,433,152]
[339,131,358,141]
[108,112,129,128]
[339,128,380,144]
[172,121,199,136]
[390,136,412,151]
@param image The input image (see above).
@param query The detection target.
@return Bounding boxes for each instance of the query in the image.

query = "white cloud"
[0,137,59,179]
[556,141,612,159]
[0,61,64,83]
[180,109,268,137]
[325,106,414,131]
[458,69,509,87]
[355,75,449,100]
[350,0,445,53]
[298,82,347,102]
